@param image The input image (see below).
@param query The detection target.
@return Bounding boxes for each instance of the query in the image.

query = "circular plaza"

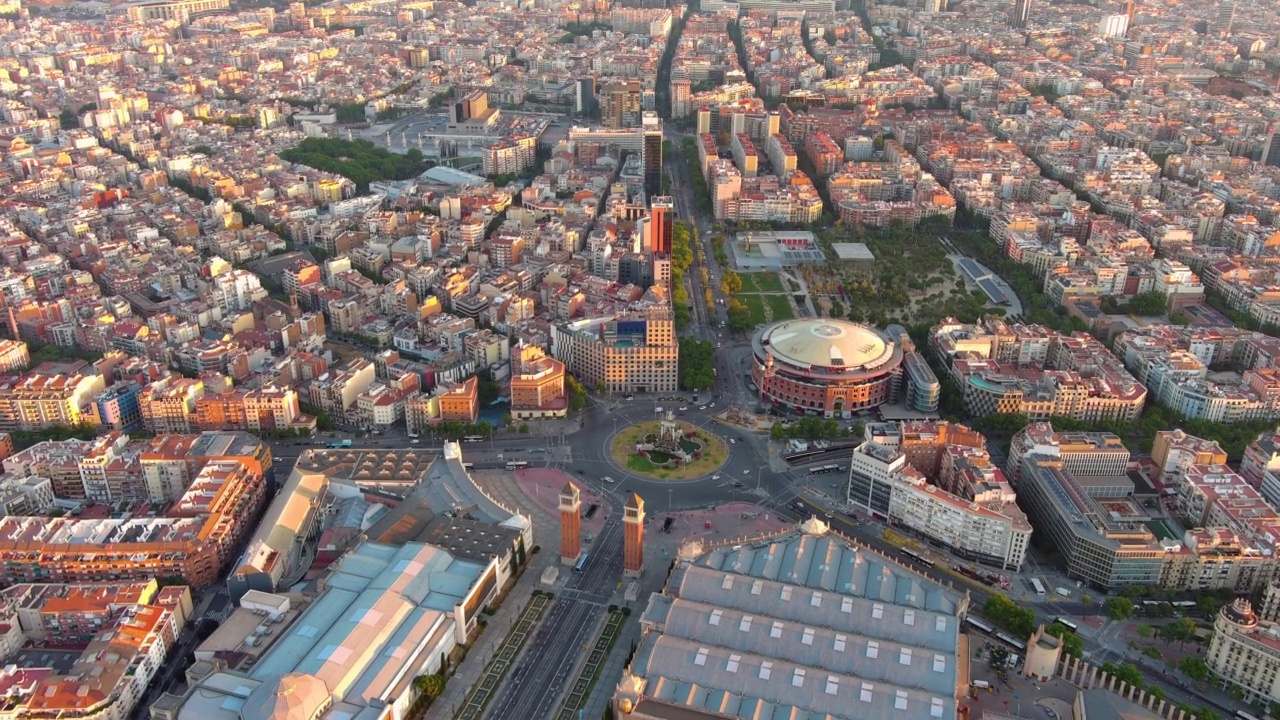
[608,416,729,481]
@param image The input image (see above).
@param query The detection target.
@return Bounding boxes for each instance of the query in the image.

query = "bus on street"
[1030,578,1046,596]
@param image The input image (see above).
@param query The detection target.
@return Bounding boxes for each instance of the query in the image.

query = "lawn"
[741,295,768,325]
[739,271,784,293]
[766,295,794,321]
[610,421,729,481]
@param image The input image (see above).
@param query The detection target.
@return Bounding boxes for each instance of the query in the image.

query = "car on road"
[786,503,797,511]
[742,470,749,475]
[712,474,721,480]
[410,439,420,444]
[829,483,838,488]
[603,476,615,483]
[699,405,707,410]
[709,402,716,408]
[679,406,687,411]
[729,438,736,444]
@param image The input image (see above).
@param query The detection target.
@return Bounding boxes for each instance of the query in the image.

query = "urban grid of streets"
[256,136,1243,720]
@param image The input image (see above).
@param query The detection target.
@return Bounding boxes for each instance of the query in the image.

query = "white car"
[729,438,736,444]
[709,402,716,408]
[410,438,421,444]
[743,470,750,475]
[679,407,687,411]
[712,474,721,480]
[699,405,707,410]
[604,476,615,483]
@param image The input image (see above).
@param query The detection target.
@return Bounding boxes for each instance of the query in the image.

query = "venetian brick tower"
[560,482,581,565]
[624,492,645,577]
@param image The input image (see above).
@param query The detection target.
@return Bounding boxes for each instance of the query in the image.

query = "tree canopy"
[279,137,430,194]
[678,338,715,391]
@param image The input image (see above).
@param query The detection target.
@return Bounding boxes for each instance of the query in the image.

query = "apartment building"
[510,344,567,419]
[481,135,537,177]
[0,340,29,372]
[845,422,1031,570]
[0,372,106,431]
[138,377,205,434]
[1207,599,1280,707]
[194,386,306,432]
[932,317,1146,423]
[1007,423,1131,485]
[438,376,479,423]
[306,358,375,422]
[550,307,678,394]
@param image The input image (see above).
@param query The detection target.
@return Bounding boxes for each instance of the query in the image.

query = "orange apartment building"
[194,386,310,432]
[510,345,567,419]
[0,435,270,588]
[439,376,479,423]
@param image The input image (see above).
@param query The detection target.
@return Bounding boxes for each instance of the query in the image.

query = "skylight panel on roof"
[694,648,708,666]
[904,609,915,626]
[709,609,722,626]
[860,683,873,702]
[896,690,908,710]
[751,580,763,595]
[841,597,853,613]
[826,676,839,695]
[740,615,753,632]
[899,648,912,666]
[867,640,879,659]
[933,654,946,672]
[932,699,945,717]
[781,586,792,601]
[770,621,783,639]
[726,654,740,673]
[872,603,884,619]
[834,634,846,652]
[722,575,734,590]
[802,628,815,645]
[811,591,823,607]
[760,661,773,680]
[792,669,805,687]
[936,616,947,632]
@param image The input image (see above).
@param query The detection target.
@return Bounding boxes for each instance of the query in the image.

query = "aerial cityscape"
[1,0,1280,719]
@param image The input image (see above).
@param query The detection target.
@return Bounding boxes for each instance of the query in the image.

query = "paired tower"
[624,492,645,577]
[559,482,581,565]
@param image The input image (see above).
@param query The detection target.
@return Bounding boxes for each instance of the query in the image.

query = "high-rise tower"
[560,482,581,565]
[624,492,645,577]
[643,112,663,201]
[646,198,673,255]
[1009,0,1031,28]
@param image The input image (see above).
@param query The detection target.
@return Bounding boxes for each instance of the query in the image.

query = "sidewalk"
[429,551,556,719]
[429,473,563,720]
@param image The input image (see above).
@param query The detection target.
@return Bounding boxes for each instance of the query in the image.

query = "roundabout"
[608,414,730,482]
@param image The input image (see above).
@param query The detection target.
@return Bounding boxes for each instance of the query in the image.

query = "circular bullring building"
[751,319,904,418]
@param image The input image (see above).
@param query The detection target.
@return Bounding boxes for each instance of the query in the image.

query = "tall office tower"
[1124,0,1136,30]
[645,198,674,255]
[925,0,946,11]
[670,73,691,119]
[624,492,645,577]
[642,112,663,200]
[575,75,596,116]
[451,90,488,126]
[1263,126,1280,167]
[1009,0,1031,28]
[559,482,581,564]
[1213,1,1235,35]
[599,80,642,128]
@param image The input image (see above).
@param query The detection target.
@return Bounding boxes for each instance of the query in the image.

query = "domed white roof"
[763,320,891,370]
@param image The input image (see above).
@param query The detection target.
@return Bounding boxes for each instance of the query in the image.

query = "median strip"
[455,591,552,720]
[554,608,627,720]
